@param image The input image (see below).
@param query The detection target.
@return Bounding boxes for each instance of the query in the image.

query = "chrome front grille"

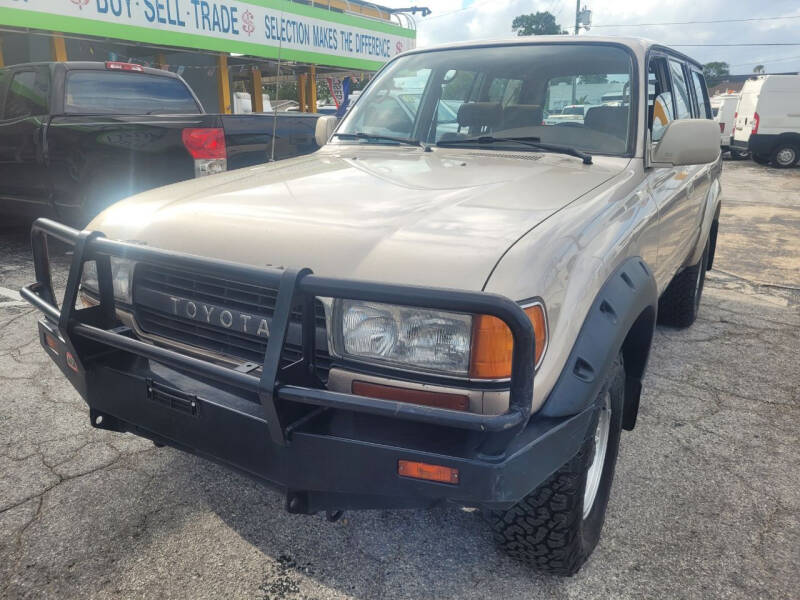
[132,263,330,378]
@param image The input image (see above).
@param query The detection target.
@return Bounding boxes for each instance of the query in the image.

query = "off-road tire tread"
[490,443,590,575]
[490,356,624,577]
[657,264,701,327]
[657,241,708,328]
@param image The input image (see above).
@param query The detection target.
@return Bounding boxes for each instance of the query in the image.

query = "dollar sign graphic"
[242,10,255,36]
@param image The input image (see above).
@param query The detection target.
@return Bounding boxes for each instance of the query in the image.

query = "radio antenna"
[269,8,285,162]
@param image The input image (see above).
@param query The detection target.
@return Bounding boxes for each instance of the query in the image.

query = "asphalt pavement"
[0,159,798,599]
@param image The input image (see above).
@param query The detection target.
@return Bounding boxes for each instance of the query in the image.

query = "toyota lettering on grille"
[168,296,271,337]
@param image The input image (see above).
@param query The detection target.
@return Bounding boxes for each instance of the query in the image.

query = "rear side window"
[65,71,201,114]
[690,71,711,119]
[0,70,8,116]
[668,60,692,119]
[487,77,522,106]
[4,69,50,119]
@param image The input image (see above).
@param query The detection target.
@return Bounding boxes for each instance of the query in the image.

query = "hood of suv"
[91,147,628,290]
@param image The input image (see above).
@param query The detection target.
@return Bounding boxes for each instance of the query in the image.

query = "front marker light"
[338,300,472,375]
[470,303,547,379]
[80,257,135,304]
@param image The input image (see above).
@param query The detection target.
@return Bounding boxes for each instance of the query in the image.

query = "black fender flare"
[538,256,658,430]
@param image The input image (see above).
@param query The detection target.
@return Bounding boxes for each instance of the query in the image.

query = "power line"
[592,15,800,28]
[730,55,800,68]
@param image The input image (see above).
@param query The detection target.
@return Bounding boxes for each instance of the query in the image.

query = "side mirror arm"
[644,127,672,169]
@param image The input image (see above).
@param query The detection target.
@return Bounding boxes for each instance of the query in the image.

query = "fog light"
[65,352,79,373]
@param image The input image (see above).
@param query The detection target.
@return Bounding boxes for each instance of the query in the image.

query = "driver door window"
[648,57,673,142]
[430,69,478,142]
[487,77,522,106]
[668,60,692,120]
[363,98,413,137]
[4,69,49,119]
[344,66,431,139]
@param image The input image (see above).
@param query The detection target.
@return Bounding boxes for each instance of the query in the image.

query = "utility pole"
[572,0,580,103]
[571,3,592,102]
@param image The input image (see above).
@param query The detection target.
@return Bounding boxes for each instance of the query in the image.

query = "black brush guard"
[21,218,594,513]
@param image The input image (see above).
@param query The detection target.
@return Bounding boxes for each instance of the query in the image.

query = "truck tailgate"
[221,113,321,169]
[47,114,223,219]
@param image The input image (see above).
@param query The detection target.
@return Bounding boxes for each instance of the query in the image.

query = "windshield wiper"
[436,136,592,164]
[333,132,431,152]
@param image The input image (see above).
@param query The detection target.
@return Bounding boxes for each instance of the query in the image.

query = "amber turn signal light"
[44,332,59,355]
[398,460,459,484]
[352,381,469,411]
[469,304,547,379]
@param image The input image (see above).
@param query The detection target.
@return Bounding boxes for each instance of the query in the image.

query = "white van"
[711,93,748,159]
[233,91,273,114]
[732,75,800,167]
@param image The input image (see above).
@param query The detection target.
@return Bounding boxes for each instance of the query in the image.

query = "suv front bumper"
[22,219,594,513]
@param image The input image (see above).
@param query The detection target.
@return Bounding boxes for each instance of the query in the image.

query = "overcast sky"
[378,0,800,75]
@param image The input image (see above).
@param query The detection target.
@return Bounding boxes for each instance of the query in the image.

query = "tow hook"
[285,491,345,522]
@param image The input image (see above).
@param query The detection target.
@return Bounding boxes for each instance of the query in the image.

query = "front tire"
[490,356,625,576]
[657,239,709,328]
[770,143,799,168]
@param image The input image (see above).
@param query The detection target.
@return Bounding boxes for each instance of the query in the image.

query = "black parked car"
[0,61,330,225]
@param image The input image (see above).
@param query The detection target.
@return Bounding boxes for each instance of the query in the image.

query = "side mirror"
[314,115,338,147]
[650,119,720,167]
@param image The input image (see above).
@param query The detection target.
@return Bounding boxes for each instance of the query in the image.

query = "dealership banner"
[0,0,415,69]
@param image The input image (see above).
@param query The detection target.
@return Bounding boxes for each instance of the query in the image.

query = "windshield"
[65,71,201,114]
[336,44,635,156]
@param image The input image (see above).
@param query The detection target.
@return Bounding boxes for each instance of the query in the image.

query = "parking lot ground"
[0,159,798,599]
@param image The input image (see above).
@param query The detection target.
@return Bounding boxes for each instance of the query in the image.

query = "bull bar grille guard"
[21,218,536,456]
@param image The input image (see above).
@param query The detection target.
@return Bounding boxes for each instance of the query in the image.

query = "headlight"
[80,257,135,304]
[335,300,472,375]
[333,299,548,379]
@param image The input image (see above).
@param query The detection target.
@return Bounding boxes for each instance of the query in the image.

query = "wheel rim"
[694,259,704,308]
[583,391,611,519]
[776,147,796,166]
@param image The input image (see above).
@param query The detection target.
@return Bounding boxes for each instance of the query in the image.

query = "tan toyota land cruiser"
[23,37,721,575]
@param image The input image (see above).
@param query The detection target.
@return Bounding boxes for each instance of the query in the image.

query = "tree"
[753,64,765,74]
[702,61,730,86]
[512,11,566,36]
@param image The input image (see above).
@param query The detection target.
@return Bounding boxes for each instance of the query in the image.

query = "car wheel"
[657,238,709,328]
[752,153,770,165]
[770,143,799,168]
[490,355,624,576]
[729,149,749,160]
